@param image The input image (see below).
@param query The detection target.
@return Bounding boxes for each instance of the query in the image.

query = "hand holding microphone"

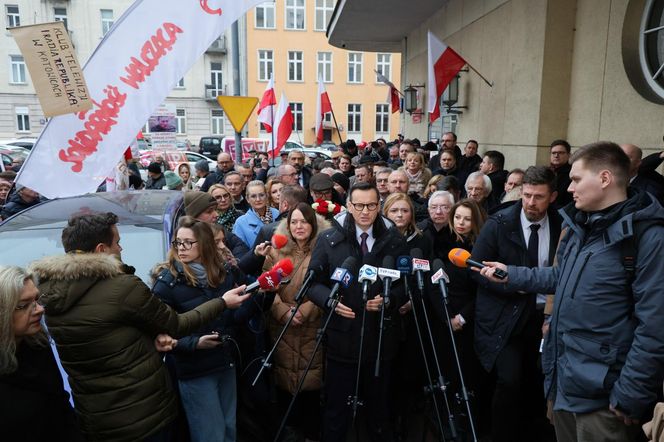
[243,258,295,295]
[254,233,289,257]
[448,248,508,281]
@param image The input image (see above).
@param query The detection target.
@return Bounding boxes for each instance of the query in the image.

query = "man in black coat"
[308,182,407,442]
[621,143,664,204]
[471,166,561,442]
[479,150,508,209]
[549,139,573,209]
[200,152,235,192]
[288,150,313,189]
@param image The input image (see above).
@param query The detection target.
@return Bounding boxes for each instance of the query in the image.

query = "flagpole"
[270,100,275,166]
[330,109,344,144]
[465,62,493,87]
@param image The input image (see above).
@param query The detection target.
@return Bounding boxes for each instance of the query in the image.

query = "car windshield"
[0,223,166,283]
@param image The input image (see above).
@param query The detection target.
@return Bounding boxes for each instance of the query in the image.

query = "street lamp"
[404,84,424,114]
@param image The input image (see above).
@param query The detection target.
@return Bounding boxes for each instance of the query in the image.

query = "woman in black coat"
[0,266,83,442]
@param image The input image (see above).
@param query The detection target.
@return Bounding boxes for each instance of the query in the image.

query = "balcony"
[206,36,227,54]
[205,85,227,101]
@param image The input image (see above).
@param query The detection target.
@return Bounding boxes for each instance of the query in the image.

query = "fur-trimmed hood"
[273,213,330,256]
[30,253,128,315]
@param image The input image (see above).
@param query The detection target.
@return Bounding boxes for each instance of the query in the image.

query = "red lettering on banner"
[200,0,222,15]
[120,22,183,90]
[58,85,127,172]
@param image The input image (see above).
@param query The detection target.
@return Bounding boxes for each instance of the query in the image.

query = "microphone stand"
[374,296,387,377]
[402,275,446,440]
[273,287,341,442]
[436,276,478,442]
[349,284,369,423]
[415,275,459,441]
[252,271,314,387]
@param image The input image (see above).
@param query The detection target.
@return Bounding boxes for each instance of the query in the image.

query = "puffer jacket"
[264,215,330,393]
[233,207,280,248]
[30,253,226,442]
[506,189,664,418]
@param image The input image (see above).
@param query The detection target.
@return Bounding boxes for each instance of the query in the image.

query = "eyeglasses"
[430,204,451,212]
[171,240,198,250]
[248,193,266,200]
[312,190,332,198]
[214,193,231,201]
[350,202,379,212]
[376,178,389,183]
[15,294,44,312]
[551,151,568,156]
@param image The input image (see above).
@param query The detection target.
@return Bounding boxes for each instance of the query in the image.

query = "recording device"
[358,264,378,303]
[410,248,430,292]
[448,248,508,280]
[378,256,400,307]
[271,233,288,249]
[326,256,358,309]
[244,258,294,293]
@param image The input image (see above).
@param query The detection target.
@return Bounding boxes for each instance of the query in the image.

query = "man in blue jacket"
[479,141,664,442]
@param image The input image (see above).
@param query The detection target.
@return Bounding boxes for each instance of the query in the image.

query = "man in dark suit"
[288,150,312,189]
[471,166,561,442]
[550,139,573,209]
[621,143,664,204]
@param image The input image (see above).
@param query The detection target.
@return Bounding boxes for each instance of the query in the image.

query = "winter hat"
[331,172,350,192]
[309,173,334,192]
[184,191,217,217]
[194,159,209,173]
[164,171,183,190]
[147,162,162,174]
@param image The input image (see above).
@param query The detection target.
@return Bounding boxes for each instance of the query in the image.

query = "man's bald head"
[620,143,642,178]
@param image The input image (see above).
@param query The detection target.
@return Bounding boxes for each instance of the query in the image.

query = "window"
[315,0,334,31]
[255,2,275,29]
[347,104,361,133]
[290,103,303,132]
[211,109,225,135]
[258,50,273,81]
[317,52,332,83]
[176,109,186,134]
[54,7,68,29]
[348,53,363,83]
[6,5,19,28]
[210,62,223,96]
[15,107,29,132]
[285,0,305,30]
[175,77,185,88]
[288,51,303,82]
[376,53,391,81]
[101,9,114,36]
[375,104,389,133]
[10,55,26,84]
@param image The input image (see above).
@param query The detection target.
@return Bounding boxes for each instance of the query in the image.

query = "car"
[271,147,332,167]
[137,150,216,181]
[317,142,338,151]
[198,136,225,158]
[0,137,38,150]
[0,190,184,283]
[0,146,29,172]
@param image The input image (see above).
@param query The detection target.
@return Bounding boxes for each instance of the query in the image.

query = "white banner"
[17,0,263,198]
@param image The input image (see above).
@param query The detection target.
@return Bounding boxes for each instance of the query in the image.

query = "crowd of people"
[2,134,664,442]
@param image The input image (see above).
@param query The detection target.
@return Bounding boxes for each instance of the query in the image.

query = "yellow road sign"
[216,96,259,133]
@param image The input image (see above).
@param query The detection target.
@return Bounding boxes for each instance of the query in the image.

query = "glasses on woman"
[15,294,44,312]
[214,193,231,201]
[171,240,198,250]
[248,193,266,200]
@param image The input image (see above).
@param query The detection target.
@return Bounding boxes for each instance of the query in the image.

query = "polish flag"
[375,70,401,114]
[427,31,466,123]
[274,92,293,151]
[257,75,277,133]
[315,75,332,144]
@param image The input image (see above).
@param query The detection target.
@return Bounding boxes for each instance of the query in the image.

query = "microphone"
[378,256,400,307]
[244,258,294,293]
[326,256,358,309]
[448,248,508,280]
[430,259,451,285]
[358,264,378,303]
[396,256,412,275]
[293,268,315,303]
[271,233,288,249]
[410,248,430,292]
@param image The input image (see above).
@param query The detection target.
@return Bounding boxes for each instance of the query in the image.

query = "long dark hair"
[449,198,487,244]
[167,216,226,287]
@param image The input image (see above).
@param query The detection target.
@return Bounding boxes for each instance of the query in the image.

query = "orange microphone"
[271,233,288,249]
[448,248,508,279]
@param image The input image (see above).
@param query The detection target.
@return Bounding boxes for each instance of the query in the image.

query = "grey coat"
[506,190,664,418]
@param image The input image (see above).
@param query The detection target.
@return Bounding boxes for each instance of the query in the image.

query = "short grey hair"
[428,190,455,207]
[375,167,393,177]
[465,171,492,195]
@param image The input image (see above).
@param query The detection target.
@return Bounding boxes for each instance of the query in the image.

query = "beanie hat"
[331,172,350,192]
[164,171,183,190]
[184,191,217,217]
[147,162,162,174]
[195,159,209,173]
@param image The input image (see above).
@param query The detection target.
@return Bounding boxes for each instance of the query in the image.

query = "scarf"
[405,168,424,194]
[257,208,273,225]
[175,260,208,287]
[216,207,241,230]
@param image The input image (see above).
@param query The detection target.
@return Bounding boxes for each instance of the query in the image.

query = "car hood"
[30,253,125,315]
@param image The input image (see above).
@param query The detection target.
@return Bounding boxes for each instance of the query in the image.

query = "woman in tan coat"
[263,202,329,441]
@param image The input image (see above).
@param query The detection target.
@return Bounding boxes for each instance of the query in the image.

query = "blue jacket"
[506,190,664,418]
[233,207,280,248]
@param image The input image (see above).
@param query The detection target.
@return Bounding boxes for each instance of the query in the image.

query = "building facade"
[328,0,664,169]
[0,0,235,144]
[244,0,401,146]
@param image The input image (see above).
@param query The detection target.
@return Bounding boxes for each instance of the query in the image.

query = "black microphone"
[293,268,316,303]
[326,256,358,309]
[410,248,431,292]
[377,256,400,307]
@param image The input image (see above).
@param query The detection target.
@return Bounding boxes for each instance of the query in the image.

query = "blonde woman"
[400,152,432,196]
[424,175,444,198]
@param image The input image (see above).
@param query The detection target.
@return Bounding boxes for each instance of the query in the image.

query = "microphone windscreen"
[411,248,424,260]
[273,258,294,277]
[448,248,471,268]
[382,255,395,269]
[257,269,283,290]
[340,256,359,274]
[271,233,288,249]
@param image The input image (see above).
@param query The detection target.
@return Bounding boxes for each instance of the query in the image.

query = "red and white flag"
[257,75,276,133]
[315,75,332,145]
[375,70,401,114]
[427,30,466,123]
[16,0,264,198]
[274,92,293,152]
